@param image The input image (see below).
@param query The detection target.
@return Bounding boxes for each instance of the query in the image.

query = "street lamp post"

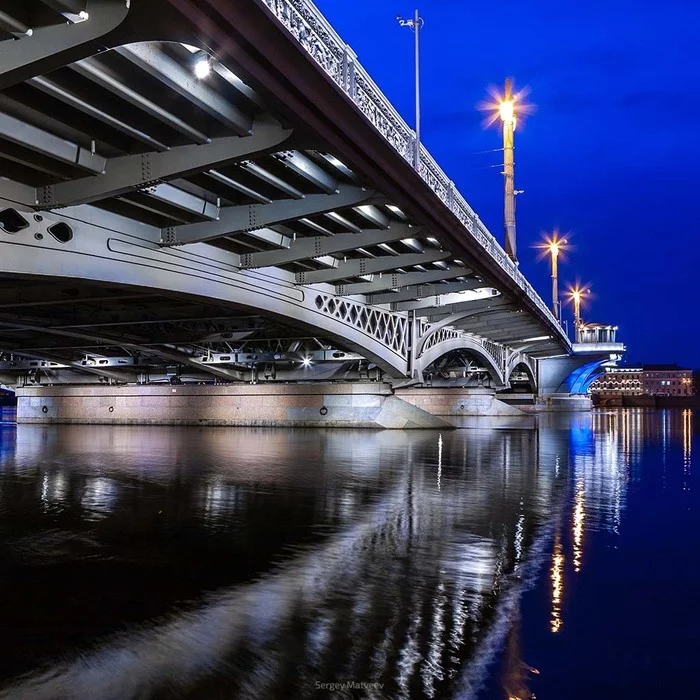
[569,286,590,342]
[499,78,517,263]
[397,10,424,170]
[543,235,567,321]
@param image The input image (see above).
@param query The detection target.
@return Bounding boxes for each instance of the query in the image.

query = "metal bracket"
[160,226,178,246]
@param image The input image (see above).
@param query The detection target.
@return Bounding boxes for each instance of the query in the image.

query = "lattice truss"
[314,294,408,359]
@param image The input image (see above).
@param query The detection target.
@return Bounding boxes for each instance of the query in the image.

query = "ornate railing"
[261,0,568,345]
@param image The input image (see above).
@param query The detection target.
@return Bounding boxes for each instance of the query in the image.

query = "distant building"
[590,367,643,398]
[642,364,694,396]
[590,364,694,398]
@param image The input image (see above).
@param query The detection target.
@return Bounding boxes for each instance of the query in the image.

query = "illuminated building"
[641,364,694,396]
[590,364,694,398]
[589,367,643,398]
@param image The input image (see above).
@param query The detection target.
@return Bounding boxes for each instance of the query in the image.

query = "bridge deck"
[0,0,570,386]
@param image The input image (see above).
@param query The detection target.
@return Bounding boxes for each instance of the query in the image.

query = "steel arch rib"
[416,336,505,387]
[0,219,410,377]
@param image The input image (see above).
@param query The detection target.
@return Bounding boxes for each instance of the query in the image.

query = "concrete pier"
[15,384,453,430]
[395,388,527,417]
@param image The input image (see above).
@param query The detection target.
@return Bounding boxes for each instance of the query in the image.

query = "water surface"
[0,408,695,698]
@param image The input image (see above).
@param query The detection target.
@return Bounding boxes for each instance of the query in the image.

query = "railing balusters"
[262,0,567,343]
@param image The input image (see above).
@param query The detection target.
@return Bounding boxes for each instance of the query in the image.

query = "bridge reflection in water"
[0,412,672,699]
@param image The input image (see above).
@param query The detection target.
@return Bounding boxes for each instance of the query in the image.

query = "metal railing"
[261,0,568,346]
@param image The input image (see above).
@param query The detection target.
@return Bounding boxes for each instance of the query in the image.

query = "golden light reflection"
[550,532,564,633]
[683,409,692,491]
[572,480,586,572]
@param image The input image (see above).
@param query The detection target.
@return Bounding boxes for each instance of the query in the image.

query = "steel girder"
[160,186,374,246]
[0,213,412,376]
[239,223,423,269]
[31,121,292,208]
[0,111,106,174]
[0,318,245,381]
[28,75,169,151]
[272,151,339,194]
[416,297,513,319]
[394,290,498,312]
[71,57,211,144]
[0,0,130,90]
[295,250,450,285]
[336,266,474,295]
[114,43,252,135]
[370,279,486,305]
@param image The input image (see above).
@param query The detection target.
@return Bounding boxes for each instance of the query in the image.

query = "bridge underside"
[0,0,572,395]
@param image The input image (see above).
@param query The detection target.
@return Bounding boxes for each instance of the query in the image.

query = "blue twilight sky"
[314,0,699,367]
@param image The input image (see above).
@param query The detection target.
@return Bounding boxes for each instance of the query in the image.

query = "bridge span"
[0,0,622,421]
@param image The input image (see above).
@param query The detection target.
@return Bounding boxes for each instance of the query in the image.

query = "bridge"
[0,0,623,424]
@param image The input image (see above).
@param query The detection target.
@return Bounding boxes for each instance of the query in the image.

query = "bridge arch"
[416,336,506,387]
[505,353,538,391]
[0,209,412,377]
[559,359,612,395]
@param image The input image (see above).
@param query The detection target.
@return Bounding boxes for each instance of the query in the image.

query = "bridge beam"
[239,223,422,269]
[273,151,338,194]
[395,291,498,312]
[0,0,130,90]
[161,185,373,246]
[33,120,292,208]
[295,250,450,285]
[484,325,550,343]
[0,111,106,174]
[457,310,527,331]
[114,43,252,135]
[0,319,244,382]
[417,297,513,319]
[71,57,210,145]
[370,279,485,304]
[336,266,473,295]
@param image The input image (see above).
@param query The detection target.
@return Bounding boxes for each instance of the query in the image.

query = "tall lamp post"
[499,78,517,263]
[537,233,567,321]
[397,10,424,170]
[568,286,590,342]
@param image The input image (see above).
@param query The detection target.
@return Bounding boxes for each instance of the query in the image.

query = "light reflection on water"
[0,409,695,699]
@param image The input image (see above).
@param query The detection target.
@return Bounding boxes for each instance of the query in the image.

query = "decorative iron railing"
[261,0,567,344]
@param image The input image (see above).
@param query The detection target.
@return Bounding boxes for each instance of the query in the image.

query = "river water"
[0,407,695,699]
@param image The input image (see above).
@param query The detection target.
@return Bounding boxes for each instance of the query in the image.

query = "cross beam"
[115,43,252,135]
[452,310,526,330]
[416,297,513,318]
[370,279,485,304]
[0,110,106,174]
[336,266,473,295]
[71,57,210,144]
[34,121,292,208]
[295,250,451,285]
[239,223,423,269]
[0,0,130,90]
[160,186,373,246]
[0,319,242,382]
[395,291,498,312]
[273,151,338,194]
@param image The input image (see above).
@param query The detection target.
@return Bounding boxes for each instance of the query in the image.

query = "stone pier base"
[394,388,527,417]
[15,384,453,429]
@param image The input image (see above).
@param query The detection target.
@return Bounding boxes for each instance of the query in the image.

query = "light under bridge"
[0,0,622,420]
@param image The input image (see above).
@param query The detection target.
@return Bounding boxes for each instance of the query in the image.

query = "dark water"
[0,407,696,699]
